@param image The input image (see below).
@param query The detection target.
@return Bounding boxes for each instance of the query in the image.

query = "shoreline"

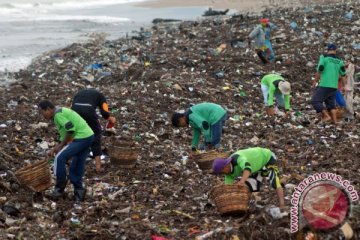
[135,0,347,12]
[0,0,350,84]
[0,0,205,79]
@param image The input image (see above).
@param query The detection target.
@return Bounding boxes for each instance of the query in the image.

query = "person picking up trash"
[311,44,346,124]
[260,73,291,116]
[171,102,227,155]
[212,147,285,209]
[248,18,274,64]
[71,89,116,173]
[38,100,94,203]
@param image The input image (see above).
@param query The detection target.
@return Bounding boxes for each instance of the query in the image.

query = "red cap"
[260,18,269,24]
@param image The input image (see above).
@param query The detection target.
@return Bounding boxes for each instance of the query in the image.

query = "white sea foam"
[1,14,130,23]
[0,56,33,72]
[0,0,145,10]
[0,0,144,22]
[0,0,203,77]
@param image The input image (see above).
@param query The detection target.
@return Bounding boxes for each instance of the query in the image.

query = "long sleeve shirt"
[224,148,272,184]
[72,89,111,119]
[186,103,226,148]
[249,25,266,49]
[260,74,291,110]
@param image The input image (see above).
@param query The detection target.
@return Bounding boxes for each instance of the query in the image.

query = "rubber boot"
[48,179,67,200]
[74,188,86,203]
[330,109,339,124]
[321,109,331,122]
[257,50,269,64]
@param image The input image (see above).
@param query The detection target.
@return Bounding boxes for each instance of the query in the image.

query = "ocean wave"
[0,0,145,11]
[0,3,15,9]
[1,14,130,23]
[0,56,33,72]
[0,0,140,22]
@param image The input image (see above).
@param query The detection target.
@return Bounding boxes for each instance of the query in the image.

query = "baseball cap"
[327,44,337,51]
[212,157,232,174]
[278,81,291,95]
[260,18,270,24]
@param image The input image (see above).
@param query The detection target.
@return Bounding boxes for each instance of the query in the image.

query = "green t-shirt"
[54,107,94,141]
[189,102,226,147]
[260,73,291,110]
[317,54,346,89]
[224,147,272,184]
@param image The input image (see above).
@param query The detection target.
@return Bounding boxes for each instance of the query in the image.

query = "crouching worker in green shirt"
[38,100,94,203]
[171,102,227,155]
[261,73,291,117]
[212,147,285,208]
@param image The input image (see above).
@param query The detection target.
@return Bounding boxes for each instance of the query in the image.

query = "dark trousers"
[72,106,102,157]
[54,135,94,189]
[311,87,337,113]
[209,113,227,147]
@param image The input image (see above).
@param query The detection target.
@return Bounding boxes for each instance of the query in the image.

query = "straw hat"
[278,81,291,95]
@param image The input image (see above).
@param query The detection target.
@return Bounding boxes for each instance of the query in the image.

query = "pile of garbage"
[0,1,359,239]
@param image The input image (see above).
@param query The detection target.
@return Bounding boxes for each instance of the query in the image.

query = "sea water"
[0,0,205,80]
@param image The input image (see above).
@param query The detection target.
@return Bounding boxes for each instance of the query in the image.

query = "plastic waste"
[230,39,247,48]
[214,71,225,79]
[85,63,103,70]
[267,207,288,219]
[151,234,170,240]
[133,135,141,142]
[195,227,233,240]
[70,217,81,228]
[99,72,112,76]
[352,43,360,50]
[106,121,115,129]
[3,204,20,217]
[345,10,353,20]
[290,22,298,30]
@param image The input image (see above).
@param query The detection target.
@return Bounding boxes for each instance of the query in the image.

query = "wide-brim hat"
[278,81,291,95]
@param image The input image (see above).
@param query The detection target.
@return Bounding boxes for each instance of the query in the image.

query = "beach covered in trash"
[0,1,360,239]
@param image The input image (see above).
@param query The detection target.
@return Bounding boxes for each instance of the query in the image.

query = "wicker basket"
[194,150,229,171]
[108,142,140,168]
[210,184,251,215]
[15,160,52,192]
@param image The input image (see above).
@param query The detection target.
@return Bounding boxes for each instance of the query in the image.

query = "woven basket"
[194,150,229,171]
[210,184,251,215]
[108,142,140,168]
[15,159,52,192]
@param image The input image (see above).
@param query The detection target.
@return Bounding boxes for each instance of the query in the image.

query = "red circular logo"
[301,183,350,230]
